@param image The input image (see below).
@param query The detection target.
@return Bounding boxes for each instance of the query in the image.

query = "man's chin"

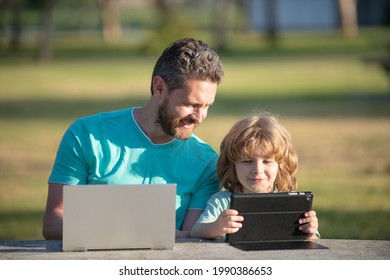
[175,133,192,140]
[174,128,194,140]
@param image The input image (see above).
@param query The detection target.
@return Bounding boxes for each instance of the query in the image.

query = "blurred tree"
[37,0,55,61]
[9,0,22,50]
[264,0,278,47]
[143,0,193,53]
[100,0,122,44]
[0,0,10,47]
[0,0,23,50]
[215,0,231,50]
[338,0,358,38]
[79,0,100,30]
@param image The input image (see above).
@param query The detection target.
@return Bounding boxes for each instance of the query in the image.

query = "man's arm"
[175,209,203,238]
[42,183,65,240]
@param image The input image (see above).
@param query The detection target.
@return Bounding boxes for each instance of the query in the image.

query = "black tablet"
[226,191,327,250]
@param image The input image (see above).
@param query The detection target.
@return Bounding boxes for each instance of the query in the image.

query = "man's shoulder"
[82,108,132,121]
[72,108,133,127]
[182,135,218,164]
[185,134,214,151]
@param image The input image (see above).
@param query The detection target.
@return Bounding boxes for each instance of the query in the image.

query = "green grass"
[0,29,389,240]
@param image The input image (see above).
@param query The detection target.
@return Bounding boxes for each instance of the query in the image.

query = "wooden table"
[1,238,389,260]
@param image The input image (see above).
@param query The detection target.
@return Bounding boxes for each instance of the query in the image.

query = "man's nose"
[192,107,207,124]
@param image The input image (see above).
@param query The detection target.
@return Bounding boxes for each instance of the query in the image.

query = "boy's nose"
[252,161,264,174]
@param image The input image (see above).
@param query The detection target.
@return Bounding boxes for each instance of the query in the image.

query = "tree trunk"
[0,0,10,47]
[37,0,55,61]
[338,0,358,38]
[101,0,122,44]
[264,0,278,48]
[9,0,22,50]
[215,0,230,50]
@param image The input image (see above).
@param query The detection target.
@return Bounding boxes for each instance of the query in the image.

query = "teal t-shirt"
[49,108,220,229]
[196,190,232,224]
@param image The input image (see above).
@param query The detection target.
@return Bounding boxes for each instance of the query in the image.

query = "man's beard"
[157,99,197,140]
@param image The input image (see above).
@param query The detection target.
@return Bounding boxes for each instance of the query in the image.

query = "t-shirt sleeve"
[196,191,231,224]
[48,119,89,184]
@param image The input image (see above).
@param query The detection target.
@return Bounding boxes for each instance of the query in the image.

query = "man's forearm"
[42,211,63,240]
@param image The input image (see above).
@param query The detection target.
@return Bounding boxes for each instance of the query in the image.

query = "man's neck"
[133,107,174,144]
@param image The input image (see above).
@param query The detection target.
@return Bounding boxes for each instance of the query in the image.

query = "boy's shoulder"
[210,190,232,202]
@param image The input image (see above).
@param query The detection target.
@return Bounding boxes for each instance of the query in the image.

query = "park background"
[0,0,389,241]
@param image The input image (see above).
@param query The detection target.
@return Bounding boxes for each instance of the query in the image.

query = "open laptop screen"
[63,184,176,252]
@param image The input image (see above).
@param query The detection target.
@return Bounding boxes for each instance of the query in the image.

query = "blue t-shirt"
[49,108,220,229]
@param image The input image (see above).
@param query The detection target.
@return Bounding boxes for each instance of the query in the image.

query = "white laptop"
[62,184,176,252]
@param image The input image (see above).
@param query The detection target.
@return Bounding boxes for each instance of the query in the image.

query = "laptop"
[226,191,328,251]
[62,184,176,252]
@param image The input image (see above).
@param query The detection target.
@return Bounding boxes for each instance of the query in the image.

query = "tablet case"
[226,192,328,251]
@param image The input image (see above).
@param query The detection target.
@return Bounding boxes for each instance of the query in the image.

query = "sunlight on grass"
[0,29,389,240]
[1,55,388,100]
[0,59,155,100]
[220,56,388,97]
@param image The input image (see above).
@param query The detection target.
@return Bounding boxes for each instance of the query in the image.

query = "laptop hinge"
[68,247,88,252]
[151,245,174,250]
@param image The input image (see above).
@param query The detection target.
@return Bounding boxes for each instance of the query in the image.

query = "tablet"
[226,191,327,250]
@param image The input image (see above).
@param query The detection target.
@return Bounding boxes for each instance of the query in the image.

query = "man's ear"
[152,76,165,97]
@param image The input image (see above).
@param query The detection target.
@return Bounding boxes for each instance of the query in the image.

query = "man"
[42,38,224,239]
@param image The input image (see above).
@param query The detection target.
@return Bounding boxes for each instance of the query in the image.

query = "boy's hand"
[299,210,319,239]
[215,209,244,235]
